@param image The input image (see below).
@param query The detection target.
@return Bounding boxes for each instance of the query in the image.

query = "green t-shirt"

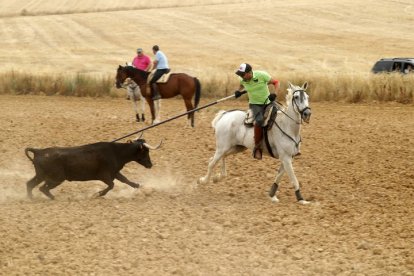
[239,70,271,104]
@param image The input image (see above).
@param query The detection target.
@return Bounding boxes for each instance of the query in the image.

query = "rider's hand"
[234,90,243,98]
[268,93,277,102]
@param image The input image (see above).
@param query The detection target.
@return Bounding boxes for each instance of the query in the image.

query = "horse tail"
[212,110,227,129]
[193,77,201,108]
[25,148,36,162]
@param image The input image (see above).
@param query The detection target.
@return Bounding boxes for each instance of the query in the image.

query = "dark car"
[372,58,414,74]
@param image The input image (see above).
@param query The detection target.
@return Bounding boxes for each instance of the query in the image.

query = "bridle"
[275,90,310,125]
[270,89,310,149]
[116,68,129,89]
[291,90,311,124]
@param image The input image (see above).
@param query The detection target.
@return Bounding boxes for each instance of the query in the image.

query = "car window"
[372,61,391,72]
[392,62,402,72]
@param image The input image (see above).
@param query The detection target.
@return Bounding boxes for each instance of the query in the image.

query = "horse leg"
[269,163,285,203]
[146,97,156,124]
[281,157,309,204]
[198,150,225,185]
[211,157,227,183]
[183,98,194,128]
[154,99,161,124]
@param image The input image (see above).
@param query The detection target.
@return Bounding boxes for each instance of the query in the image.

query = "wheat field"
[1,0,413,79]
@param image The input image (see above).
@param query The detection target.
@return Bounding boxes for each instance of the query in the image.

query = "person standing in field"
[149,45,170,100]
[132,48,152,72]
[234,63,279,160]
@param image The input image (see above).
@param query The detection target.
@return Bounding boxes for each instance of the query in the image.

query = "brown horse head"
[115,65,149,88]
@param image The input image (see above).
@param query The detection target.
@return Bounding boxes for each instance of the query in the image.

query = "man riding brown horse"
[149,45,169,100]
[115,65,201,127]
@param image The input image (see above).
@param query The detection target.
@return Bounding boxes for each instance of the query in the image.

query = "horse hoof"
[197,177,207,185]
[298,200,310,205]
[270,196,279,203]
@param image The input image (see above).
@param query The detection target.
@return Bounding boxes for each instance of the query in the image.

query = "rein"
[271,89,309,149]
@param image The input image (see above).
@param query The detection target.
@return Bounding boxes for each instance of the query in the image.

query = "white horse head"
[286,82,311,123]
[198,82,311,204]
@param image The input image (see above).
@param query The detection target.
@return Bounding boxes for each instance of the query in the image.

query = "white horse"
[126,78,146,122]
[198,82,312,204]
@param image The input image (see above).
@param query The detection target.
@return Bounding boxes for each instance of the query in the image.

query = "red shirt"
[132,54,151,71]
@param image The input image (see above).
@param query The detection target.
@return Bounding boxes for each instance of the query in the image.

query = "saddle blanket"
[244,103,278,129]
[147,70,172,84]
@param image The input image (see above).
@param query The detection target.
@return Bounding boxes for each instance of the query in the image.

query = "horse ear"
[302,82,308,91]
[288,82,294,91]
[125,62,128,66]
[118,65,122,69]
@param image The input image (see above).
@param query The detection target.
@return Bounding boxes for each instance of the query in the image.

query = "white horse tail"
[211,110,227,129]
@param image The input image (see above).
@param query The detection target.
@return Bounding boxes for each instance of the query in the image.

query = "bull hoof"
[131,183,140,189]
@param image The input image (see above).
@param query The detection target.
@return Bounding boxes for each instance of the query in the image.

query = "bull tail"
[193,77,201,108]
[25,148,35,162]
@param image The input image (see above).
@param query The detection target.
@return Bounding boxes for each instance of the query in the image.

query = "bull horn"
[143,139,163,150]
[133,132,144,141]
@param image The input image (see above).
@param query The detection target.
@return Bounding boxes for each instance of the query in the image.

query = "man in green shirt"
[234,63,279,160]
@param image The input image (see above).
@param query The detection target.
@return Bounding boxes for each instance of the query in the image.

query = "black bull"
[25,139,161,200]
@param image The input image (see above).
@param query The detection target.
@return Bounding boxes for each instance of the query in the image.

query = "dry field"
[1,0,414,275]
[0,95,413,275]
[0,0,413,79]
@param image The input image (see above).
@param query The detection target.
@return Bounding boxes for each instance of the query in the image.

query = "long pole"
[111,91,246,142]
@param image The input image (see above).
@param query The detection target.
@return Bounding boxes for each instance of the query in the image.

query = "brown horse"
[115,65,201,127]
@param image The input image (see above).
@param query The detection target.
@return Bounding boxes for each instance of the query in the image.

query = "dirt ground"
[0,95,413,275]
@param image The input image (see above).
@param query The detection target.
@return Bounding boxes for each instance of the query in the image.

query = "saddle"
[244,102,279,159]
[147,70,172,84]
[244,102,278,130]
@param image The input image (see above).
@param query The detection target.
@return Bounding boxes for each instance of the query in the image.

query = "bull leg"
[26,175,44,199]
[39,180,63,200]
[98,180,115,197]
[115,172,140,188]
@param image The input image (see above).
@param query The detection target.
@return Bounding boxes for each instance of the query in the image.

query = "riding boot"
[135,114,140,122]
[253,124,263,160]
[151,83,161,100]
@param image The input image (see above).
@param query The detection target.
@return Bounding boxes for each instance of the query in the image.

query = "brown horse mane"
[124,66,150,80]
